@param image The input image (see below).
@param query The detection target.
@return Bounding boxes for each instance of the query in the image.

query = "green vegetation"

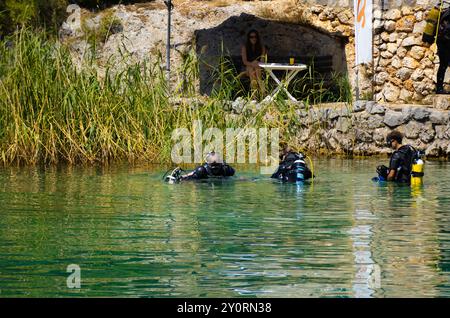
[0,0,68,35]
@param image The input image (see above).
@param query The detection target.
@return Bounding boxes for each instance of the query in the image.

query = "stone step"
[432,94,450,110]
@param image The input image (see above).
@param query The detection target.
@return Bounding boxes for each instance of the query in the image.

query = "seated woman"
[241,29,267,98]
[165,152,235,183]
[271,144,313,182]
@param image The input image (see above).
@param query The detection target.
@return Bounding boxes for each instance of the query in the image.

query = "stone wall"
[227,96,450,157]
[195,13,348,95]
[372,6,445,104]
[60,0,449,103]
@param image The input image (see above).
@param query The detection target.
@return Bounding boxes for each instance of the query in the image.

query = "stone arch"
[195,13,349,96]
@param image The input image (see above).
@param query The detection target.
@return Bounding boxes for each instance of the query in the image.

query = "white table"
[259,63,307,102]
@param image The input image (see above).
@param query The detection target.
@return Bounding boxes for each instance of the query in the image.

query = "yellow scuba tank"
[411,158,424,186]
[423,6,441,44]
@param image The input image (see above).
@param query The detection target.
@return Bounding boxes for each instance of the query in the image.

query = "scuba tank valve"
[411,156,425,186]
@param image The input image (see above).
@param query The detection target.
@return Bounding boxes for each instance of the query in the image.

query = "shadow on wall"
[195,13,349,96]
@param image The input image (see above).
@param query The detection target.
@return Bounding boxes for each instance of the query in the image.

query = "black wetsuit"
[271,152,313,182]
[246,45,262,63]
[389,145,416,183]
[437,8,450,92]
[184,163,235,180]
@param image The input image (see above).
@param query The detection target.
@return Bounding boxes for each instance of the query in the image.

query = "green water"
[0,159,449,298]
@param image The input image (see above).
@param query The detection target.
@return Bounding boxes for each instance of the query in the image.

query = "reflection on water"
[0,159,449,297]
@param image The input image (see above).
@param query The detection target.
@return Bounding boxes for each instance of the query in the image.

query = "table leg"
[265,71,283,101]
[266,70,299,102]
[283,70,300,102]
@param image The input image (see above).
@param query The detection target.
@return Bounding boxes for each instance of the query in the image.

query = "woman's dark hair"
[245,29,263,61]
[386,130,403,144]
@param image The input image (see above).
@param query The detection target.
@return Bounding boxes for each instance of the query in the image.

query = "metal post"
[165,0,174,91]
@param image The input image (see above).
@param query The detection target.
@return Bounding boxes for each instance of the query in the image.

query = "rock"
[404,121,422,139]
[337,11,351,24]
[402,106,413,121]
[366,102,386,115]
[413,91,425,101]
[368,115,385,129]
[353,100,366,112]
[297,109,309,118]
[310,6,323,14]
[424,68,434,80]
[426,139,450,156]
[411,68,425,81]
[402,36,422,47]
[396,15,416,32]
[381,32,390,42]
[381,51,394,59]
[413,21,427,35]
[329,109,340,120]
[387,42,398,53]
[374,72,389,85]
[398,32,408,40]
[404,80,415,91]
[389,32,398,42]
[401,7,413,16]
[354,128,373,143]
[379,58,391,67]
[403,56,420,69]
[383,84,400,102]
[399,89,413,101]
[336,117,351,133]
[410,46,426,61]
[411,107,430,121]
[420,122,435,143]
[415,11,424,22]
[231,97,245,113]
[374,19,385,31]
[263,112,277,124]
[397,47,407,58]
[434,95,450,110]
[384,20,397,32]
[384,110,405,127]
[373,127,392,145]
[385,9,402,20]
[413,81,434,95]
[391,56,402,69]
[430,110,449,124]
[374,9,383,20]
[396,68,413,80]
[425,140,440,156]
[421,57,434,68]
[308,109,320,123]
[390,76,403,87]
[435,125,448,139]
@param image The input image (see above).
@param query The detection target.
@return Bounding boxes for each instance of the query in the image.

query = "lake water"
[0,159,449,297]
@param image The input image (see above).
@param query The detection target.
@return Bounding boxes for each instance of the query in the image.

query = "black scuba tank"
[293,158,307,182]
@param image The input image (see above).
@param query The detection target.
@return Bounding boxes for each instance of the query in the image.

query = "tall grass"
[0,29,272,165]
[0,28,352,166]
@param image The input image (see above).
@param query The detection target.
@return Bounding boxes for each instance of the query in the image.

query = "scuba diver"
[165,151,235,183]
[436,5,450,94]
[271,145,313,182]
[422,2,450,93]
[374,131,424,184]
